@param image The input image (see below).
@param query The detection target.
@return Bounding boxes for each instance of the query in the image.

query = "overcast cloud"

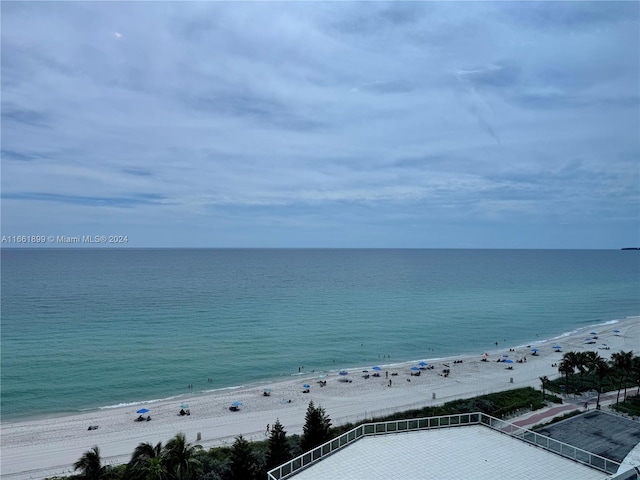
[2,1,638,248]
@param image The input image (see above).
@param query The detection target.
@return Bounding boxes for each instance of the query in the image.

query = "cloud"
[2,106,52,128]
[1,1,638,247]
[2,192,168,208]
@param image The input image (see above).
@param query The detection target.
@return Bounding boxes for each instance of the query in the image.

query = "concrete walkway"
[512,390,624,429]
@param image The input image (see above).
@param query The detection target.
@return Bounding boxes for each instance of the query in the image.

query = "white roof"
[288,426,609,480]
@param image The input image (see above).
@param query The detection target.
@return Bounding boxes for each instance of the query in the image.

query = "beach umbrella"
[590,331,597,335]
[339,370,349,376]
[137,408,149,414]
[613,329,621,334]
[372,366,382,371]
[531,348,539,353]
[303,384,310,388]
[504,359,514,364]
[180,404,189,409]
[410,366,420,371]
[231,401,242,407]
[419,361,428,366]
[553,345,561,349]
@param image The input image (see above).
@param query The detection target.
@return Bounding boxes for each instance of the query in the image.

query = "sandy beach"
[2,317,638,480]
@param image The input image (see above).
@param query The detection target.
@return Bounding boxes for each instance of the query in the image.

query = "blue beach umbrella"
[553,345,561,349]
[339,370,348,376]
[418,361,428,367]
[531,348,539,353]
[410,366,420,371]
[372,366,382,371]
[590,332,598,335]
[180,404,189,409]
[303,384,310,388]
[504,359,514,364]
[231,401,242,407]
[137,408,149,414]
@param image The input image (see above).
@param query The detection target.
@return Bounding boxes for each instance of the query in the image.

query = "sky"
[2,1,639,248]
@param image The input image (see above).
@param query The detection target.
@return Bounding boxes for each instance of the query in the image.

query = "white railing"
[266,413,480,480]
[266,412,624,480]
[480,413,621,475]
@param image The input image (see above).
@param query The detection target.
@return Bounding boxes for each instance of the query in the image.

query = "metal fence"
[480,413,621,475]
[267,412,626,480]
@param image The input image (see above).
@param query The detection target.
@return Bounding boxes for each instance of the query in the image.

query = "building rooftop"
[286,425,609,480]
[536,410,640,464]
[270,412,640,480]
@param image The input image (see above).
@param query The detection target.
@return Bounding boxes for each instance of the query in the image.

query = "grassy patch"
[331,386,548,436]
[611,394,640,416]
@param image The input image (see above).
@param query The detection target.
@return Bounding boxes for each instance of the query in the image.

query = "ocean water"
[1,248,638,421]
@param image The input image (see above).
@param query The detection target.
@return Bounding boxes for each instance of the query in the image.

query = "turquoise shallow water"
[1,248,638,421]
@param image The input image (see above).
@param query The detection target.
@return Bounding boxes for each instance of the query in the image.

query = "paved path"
[513,403,579,428]
[511,391,624,429]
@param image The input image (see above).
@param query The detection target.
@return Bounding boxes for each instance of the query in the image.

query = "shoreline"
[4,316,633,425]
[1,317,638,479]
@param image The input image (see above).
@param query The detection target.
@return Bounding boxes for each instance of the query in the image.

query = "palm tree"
[633,355,640,396]
[539,376,549,401]
[592,355,610,410]
[74,445,109,480]
[575,352,589,390]
[143,457,169,480]
[558,360,573,395]
[561,352,579,393]
[583,351,598,371]
[163,432,202,480]
[611,351,634,404]
[126,441,164,480]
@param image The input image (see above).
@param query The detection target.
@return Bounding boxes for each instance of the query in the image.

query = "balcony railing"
[479,413,621,475]
[266,412,629,480]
